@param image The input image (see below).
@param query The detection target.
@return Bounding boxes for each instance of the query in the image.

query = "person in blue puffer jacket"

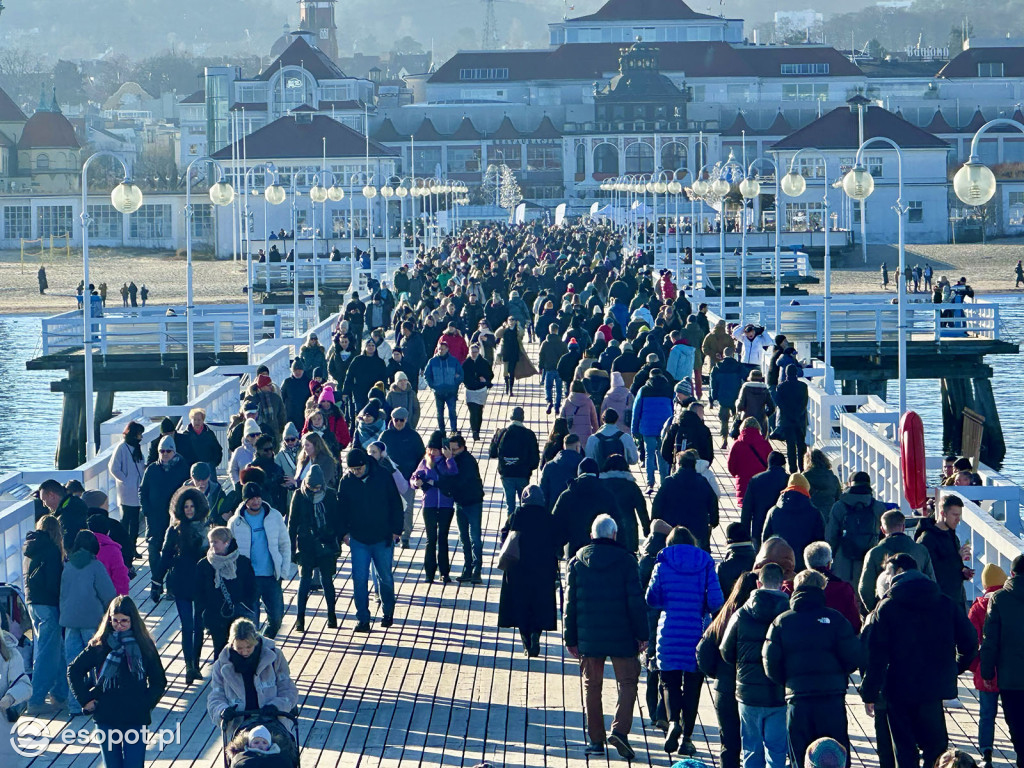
[630,369,675,491]
[646,525,724,757]
[424,341,465,434]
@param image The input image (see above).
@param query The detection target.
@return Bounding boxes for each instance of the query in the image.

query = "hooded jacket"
[646,544,724,672]
[652,467,719,551]
[666,340,695,382]
[726,428,772,503]
[774,365,808,430]
[762,487,825,571]
[94,532,130,595]
[600,372,634,431]
[702,321,733,361]
[717,541,756,600]
[155,487,211,599]
[825,487,886,585]
[24,530,63,606]
[720,589,791,707]
[552,473,623,557]
[710,356,746,409]
[736,380,774,422]
[631,374,673,437]
[660,409,714,465]
[561,391,599,442]
[599,469,649,553]
[59,549,117,629]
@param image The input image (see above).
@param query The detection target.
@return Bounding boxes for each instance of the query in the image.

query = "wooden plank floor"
[22,336,1018,768]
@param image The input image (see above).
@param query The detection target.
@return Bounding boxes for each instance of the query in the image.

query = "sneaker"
[679,737,697,757]
[354,622,372,633]
[584,741,605,756]
[664,722,682,755]
[608,732,635,761]
[381,615,394,628]
[456,571,473,583]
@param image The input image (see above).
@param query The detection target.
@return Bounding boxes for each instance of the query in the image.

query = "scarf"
[207,547,240,587]
[98,630,145,690]
[125,435,144,464]
[309,488,327,531]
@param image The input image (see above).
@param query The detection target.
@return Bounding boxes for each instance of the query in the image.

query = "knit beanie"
[804,737,847,768]
[283,422,300,440]
[788,473,810,492]
[521,484,545,508]
[247,726,272,747]
[981,563,1008,590]
[427,430,446,450]
[158,435,176,452]
[726,522,751,544]
[244,418,261,436]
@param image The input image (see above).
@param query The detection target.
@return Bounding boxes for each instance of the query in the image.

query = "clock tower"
[298,0,339,62]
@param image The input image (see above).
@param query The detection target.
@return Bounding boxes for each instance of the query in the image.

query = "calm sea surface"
[1,300,1023,478]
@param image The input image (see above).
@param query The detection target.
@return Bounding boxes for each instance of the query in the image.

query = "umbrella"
[900,410,928,511]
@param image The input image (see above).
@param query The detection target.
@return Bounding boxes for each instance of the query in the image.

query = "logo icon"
[11,717,50,758]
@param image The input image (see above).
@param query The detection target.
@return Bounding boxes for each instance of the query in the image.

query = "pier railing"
[779,301,1000,343]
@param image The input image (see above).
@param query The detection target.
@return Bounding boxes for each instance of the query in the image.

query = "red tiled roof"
[211,115,397,161]
[937,47,1024,78]
[529,116,561,139]
[450,116,483,140]
[18,110,80,149]
[373,117,405,142]
[180,89,205,105]
[258,36,347,83]
[413,117,444,141]
[570,0,719,23]
[489,115,524,140]
[924,109,955,134]
[961,108,987,133]
[771,105,947,151]
[763,110,792,135]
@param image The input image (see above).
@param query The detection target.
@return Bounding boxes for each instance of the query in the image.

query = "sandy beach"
[1,238,1023,315]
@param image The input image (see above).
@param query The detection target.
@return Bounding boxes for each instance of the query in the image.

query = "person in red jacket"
[971,563,1006,767]
[439,324,469,364]
[726,417,771,504]
[805,541,862,632]
[307,385,351,450]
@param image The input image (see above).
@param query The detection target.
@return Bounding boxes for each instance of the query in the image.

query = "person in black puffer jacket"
[761,473,825,573]
[288,465,341,632]
[720,563,790,768]
[660,405,714,466]
[196,528,258,658]
[553,458,623,558]
[154,486,209,684]
[764,571,861,767]
[489,407,540,517]
[564,514,648,757]
[24,516,66,711]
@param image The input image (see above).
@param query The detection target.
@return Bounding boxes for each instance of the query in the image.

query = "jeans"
[738,703,788,768]
[455,502,483,573]
[120,505,141,559]
[98,725,147,768]
[978,689,998,753]
[28,603,68,706]
[580,655,641,743]
[660,669,704,738]
[434,392,458,433]
[297,556,337,622]
[543,370,563,410]
[500,476,528,518]
[349,538,395,623]
[400,487,416,540]
[422,507,454,579]
[64,627,91,713]
[642,435,669,487]
[175,598,204,665]
[145,510,170,575]
[786,695,849,767]
[253,577,284,638]
[719,404,736,439]
[886,698,947,768]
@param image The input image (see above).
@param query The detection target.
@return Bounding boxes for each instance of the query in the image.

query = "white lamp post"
[81,153,143,459]
[362,176,378,277]
[380,181,395,281]
[309,172,332,324]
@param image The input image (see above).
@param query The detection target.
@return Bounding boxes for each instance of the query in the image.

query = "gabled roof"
[771,105,948,151]
[723,111,753,135]
[211,114,397,161]
[290,104,316,112]
[413,117,443,141]
[0,87,27,123]
[18,110,80,149]
[529,115,561,139]
[257,36,347,83]
[763,110,791,135]
[372,117,404,142]
[450,116,483,140]
[180,89,205,105]
[938,47,1024,79]
[570,0,720,23]
[489,115,523,140]
[925,109,955,134]
[320,100,365,111]
[961,108,987,133]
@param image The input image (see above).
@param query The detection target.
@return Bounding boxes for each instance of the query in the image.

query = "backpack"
[593,431,624,470]
[840,500,879,560]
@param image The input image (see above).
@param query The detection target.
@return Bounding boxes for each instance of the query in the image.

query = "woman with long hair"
[108,420,146,558]
[288,466,341,632]
[541,417,570,467]
[697,571,759,768]
[24,514,67,714]
[68,596,167,768]
[295,432,337,489]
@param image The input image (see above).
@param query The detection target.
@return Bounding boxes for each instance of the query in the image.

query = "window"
[624,142,654,174]
[487,144,521,168]
[130,204,172,239]
[781,83,829,101]
[866,156,883,178]
[458,68,509,81]
[978,62,1005,77]
[4,205,31,238]
[907,201,923,223]
[191,203,213,239]
[687,85,706,102]
[785,202,824,232]
[780,63,830,75]
[593,143,619,175]
[796,157,826,179]
[36,154,49,170]
[661,142,687,172]
[727,84,751,102]
[332,210,349,237]
[236,83,263,103]
[1009,191,1024,225]
[87,205,123,239]
[413,146,442,174]
[447,146,481,174]
[526,144,560,172]
[37,206,73,238]
[575,143,585,175]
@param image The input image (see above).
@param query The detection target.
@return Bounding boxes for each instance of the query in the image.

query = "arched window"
[661,142,687,172]
[625,142,654,174]
[36,153,49,170]
[593,143,619,175]
[575,143,586,175]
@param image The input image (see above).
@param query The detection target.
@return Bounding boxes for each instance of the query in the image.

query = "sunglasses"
[110,617,130,626]
[394,418,406,423]
[285,437,299,443]
[159,449,173,454]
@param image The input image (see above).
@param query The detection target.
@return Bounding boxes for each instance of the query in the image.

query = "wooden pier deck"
[21,337,1018,768]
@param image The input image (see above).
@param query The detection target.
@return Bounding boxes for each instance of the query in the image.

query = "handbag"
[497,530,522,571]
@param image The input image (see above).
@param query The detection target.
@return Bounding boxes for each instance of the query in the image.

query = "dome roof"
[18,109,80,150]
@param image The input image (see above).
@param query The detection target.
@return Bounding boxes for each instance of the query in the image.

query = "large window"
[575,144,585,175]
[796,157,826,179]
[36,154,50,170]
[447,146,481,174]
[37,205,73,238]
[87,205,123,239]
[978,62,1005,77]
[593,143,619,175]
[661,142,688,171]
[1009,191,1024,225]
[907,201,923,223]
[4,205,31,239]
[487,144,520,168]
[413,147,442,175]
[458,68,509,81]
[526,144,560,172]
[780,63,830,75]
[785,202,824,232]
[781,83,829,101]
[191,203,214,239]
[624,142,654,175]
[130,204,172,239]
[727,84,751,102]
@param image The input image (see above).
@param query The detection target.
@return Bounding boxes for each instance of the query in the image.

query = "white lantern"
[842,166,875,200]
[711,177,731,197]
[952,161,997,206]
[395,186,408,198]
[691,179,708,197]
[380,186,395,198]
[327,185,344,202]
[208,180,235,206]
[309,184,328,204]
[264,184,287,206]
[655,181,668,194]
[110,181,144,213]
[780,171,806,197]
[362,184,377,198]
[667,180,682,195]
[738,177,761,199]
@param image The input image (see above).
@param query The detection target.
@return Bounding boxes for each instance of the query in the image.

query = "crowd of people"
[7,221,1022,768]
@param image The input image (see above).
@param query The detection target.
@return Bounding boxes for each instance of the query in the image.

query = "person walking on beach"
[120,282,129,306]
[881,262,889,290]
[128,281,138,307]
[140,284,149,306]
[924,263,933,292]
[1016,260,1024,288]
[37,266,47,294]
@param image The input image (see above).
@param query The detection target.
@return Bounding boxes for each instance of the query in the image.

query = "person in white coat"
[0,628,32,759]
[108,421,146,557]
[731,323,773,370]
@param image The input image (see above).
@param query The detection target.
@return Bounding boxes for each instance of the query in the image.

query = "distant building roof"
[529,115,562,139]
[320,100,365,111]
[489,115,524,140]
[230,102,269,111]
[102,82,155,111]
[413,117,444,141]
[211,114,396,161]
[0,87,27,122]
[258,36,347,83]
[771,105,948,151]
[924,108,955,133]
[570,0,720,23]
[450,116,483,140]
[961,108,987,133]
[723,111,753,135]
[373,117,404,142]
[938,47,1024,78]
[763,109,792,135]
[18,109,80,149]
[180,89,205,105]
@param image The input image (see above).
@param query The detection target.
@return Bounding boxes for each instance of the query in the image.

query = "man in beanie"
[227,482,291,638]
[185,459,229,525]
[859,509,935,612]
[140,434,189,600]
[824,471,886,588]
[761,473,824,572]
[981,554,1024,765]
[449,434,486,583]
[717,522,756,599]
[281,357,311,431]
[337,447,404,632]
[970,563,1007,766]
[147,415,179,464]
[804,737,847,768]
[489,406,540,517]
[552,458,623,557]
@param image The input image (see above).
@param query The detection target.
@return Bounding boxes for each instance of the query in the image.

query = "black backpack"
[593,431,624,470]
[840,500,879,560]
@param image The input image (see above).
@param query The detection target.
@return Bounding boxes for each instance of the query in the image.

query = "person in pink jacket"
[726,417,772,504]
[86,515,131,595]
[561,381,599,443]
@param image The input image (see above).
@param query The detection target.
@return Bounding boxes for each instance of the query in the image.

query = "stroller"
[221,709,300,768]
[0,583,33,674]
